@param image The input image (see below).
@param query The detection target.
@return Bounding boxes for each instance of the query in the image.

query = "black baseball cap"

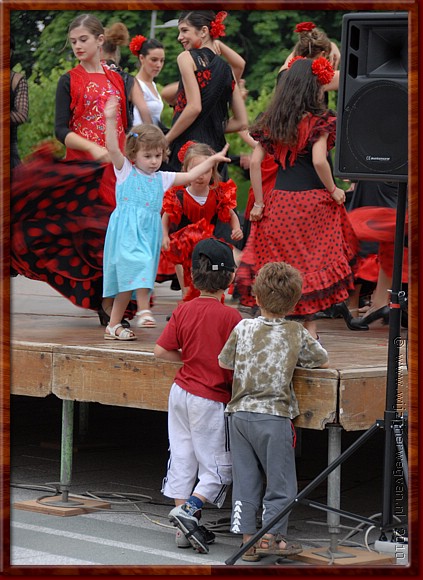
[192,238,236,272]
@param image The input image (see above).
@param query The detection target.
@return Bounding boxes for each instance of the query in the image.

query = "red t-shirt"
[157,297,242,404]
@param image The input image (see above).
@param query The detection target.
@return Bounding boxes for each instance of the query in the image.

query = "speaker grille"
[342,80,407,174]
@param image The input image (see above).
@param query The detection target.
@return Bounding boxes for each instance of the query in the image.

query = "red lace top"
[163,179,237,229]
[66,64,127,161]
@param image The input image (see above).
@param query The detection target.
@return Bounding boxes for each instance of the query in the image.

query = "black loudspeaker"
[334,12,408,182]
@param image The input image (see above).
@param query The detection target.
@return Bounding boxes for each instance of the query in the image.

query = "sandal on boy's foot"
[104,323,137,341]
[168,505,209,554]
[255,535,303,557]
[136,309,156,328]
[241,544,261,562]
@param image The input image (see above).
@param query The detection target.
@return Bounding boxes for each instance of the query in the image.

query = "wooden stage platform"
[11,298,408,433]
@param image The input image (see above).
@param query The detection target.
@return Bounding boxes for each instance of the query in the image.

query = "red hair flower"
[210,11,227,39]
[129,35,147,56]
[177,141,197,163]
[294,21,316,33]
[311,56,335,85]
[288,55,306,68]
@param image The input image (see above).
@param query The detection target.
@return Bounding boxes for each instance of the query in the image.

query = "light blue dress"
[103,162,174,298]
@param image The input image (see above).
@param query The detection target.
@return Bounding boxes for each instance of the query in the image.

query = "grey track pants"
[228,411,297,536]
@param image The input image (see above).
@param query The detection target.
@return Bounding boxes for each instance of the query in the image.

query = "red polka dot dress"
[11,144,111,310]
[236,112,358,316]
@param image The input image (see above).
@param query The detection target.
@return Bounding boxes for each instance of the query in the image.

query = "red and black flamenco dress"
[236,112,359,316]
[11,64,134,316]
[161,180,237,301]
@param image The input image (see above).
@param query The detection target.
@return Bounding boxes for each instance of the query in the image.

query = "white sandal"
[136,309,156,328]
[104,323,137,341]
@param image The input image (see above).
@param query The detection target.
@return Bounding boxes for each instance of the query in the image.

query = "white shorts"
[161,383,232,507]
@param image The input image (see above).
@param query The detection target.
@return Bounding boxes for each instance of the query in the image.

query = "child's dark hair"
[192,255,233,292]
[251,58,326,147]
[125,124,169,162]
[253,262,303,317]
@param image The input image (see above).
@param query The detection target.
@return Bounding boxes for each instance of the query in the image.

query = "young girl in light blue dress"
[103,96,231,340]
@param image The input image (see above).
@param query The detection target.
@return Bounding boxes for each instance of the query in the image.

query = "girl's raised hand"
[213,143,231,164]
[104,96,118,120]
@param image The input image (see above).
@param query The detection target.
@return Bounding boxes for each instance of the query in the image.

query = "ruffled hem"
[293,256,356,315]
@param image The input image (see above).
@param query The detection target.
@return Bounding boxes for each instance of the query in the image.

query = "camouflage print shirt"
[219,317,329,419]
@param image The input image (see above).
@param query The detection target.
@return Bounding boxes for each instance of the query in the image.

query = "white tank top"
[132,79,164,126]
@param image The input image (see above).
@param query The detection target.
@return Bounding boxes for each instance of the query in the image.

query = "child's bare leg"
[101,296,113,315]
[109,291,132,329]
[136,288,156,327]
[135,288,151,313]
[233,247,243,267]
[175,264,188,298]
[303,319,318,340]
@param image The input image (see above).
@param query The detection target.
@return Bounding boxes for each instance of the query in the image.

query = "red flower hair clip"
[178,141,197,163]
[311,56,335,85]
[210,11,227,39]
[287,55,306,69]
[294,21,316,33]
[287,55,335,85]
[129,35,147,56]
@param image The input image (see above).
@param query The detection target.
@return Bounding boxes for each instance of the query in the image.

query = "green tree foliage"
[12,9,348,204]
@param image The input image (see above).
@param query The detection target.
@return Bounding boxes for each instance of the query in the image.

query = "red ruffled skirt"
[237,188,358,315]
[348,206,408,283]
[162,218,215,301]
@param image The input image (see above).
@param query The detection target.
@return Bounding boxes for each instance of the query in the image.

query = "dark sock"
[182,496,204,516]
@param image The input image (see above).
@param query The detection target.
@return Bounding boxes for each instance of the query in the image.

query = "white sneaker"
[175,529,191,548]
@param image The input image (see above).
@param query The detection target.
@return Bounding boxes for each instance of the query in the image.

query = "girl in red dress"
[11,14,131,325]
[237,57,358,339]
[162,141,243,301]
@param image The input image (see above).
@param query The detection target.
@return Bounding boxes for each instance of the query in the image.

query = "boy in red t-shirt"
[154,238,242,554]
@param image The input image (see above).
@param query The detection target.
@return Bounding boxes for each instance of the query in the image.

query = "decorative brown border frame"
[0,1,419,577]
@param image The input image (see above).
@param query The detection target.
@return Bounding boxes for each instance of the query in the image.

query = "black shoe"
[198,525,215,544]
[168,505,209,554]
[98,305,130,328]
[170,278,181,291]
[332,301,369,331]
[351,305,390,327]
[313,306,336,320]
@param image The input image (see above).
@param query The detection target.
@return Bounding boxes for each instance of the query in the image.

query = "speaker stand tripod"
[225,181,408,566]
